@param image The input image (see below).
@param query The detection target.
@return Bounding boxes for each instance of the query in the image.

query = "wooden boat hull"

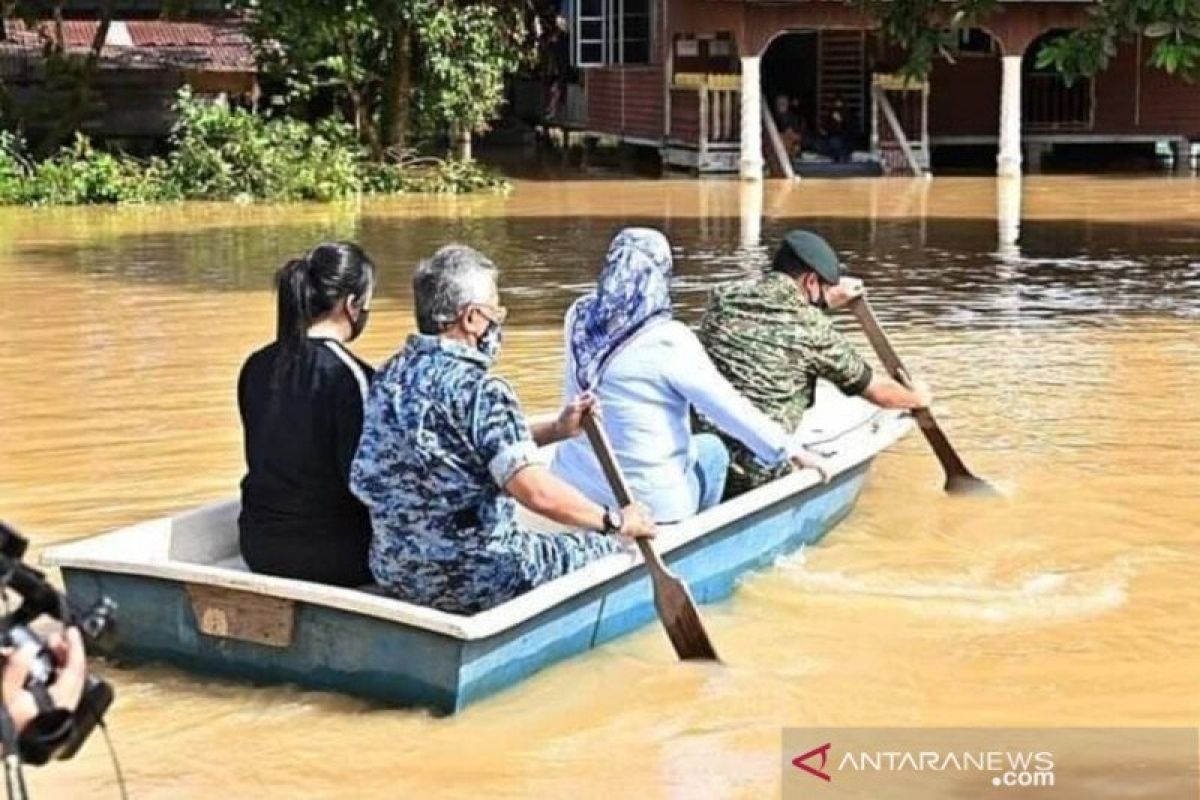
[46,393,910,714]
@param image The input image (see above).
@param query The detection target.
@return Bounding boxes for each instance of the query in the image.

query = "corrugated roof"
[128,21,235,47]
[0,19,254,73]
[4,20,100,48]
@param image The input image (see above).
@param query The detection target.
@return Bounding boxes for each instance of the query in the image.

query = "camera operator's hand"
[2,627,86,735]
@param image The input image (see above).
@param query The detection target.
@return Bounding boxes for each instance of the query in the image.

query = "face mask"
[348,307,370,342]
[807,280,829,313]
[477,317,503,360]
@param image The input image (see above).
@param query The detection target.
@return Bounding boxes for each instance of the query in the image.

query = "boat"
[41,384,912,714]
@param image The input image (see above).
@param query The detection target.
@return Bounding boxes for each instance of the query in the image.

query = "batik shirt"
[350,334,618,615]
[697,272,873,495]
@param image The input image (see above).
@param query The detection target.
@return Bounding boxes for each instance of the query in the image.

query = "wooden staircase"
[817,30,866,133]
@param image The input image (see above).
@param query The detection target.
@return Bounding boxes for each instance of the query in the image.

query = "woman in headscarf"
[550,228,823,523]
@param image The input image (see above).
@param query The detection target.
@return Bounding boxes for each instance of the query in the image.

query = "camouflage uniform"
[697,271,873,496]
[350,334,619,615]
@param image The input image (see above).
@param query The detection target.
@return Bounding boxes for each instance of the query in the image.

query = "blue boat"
[42,387,911,714]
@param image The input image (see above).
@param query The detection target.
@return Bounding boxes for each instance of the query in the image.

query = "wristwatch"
[601,506,624,535]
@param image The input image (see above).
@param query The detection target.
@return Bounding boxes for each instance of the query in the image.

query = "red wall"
[584,66,665,140]
[926,36,1200,137]
[1135,52,1200,135]
[929,56,1001,136]
[578,2,1200,142]
[669,88,700,142]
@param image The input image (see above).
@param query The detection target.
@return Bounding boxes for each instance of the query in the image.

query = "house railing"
[670,73,741,149]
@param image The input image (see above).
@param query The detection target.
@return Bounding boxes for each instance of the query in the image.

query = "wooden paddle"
[581,413,720,661]
[848,295,997,496]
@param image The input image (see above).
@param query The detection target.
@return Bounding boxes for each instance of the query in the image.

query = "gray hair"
[412,244,498,335]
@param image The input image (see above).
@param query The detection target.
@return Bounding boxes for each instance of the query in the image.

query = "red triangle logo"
[792,742,833,782]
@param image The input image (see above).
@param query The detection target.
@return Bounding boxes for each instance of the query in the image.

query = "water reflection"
[9,193,1200,332]
[1,176,1197,800]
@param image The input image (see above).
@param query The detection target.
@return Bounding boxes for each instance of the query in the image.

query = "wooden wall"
[575,1,1200,144]
[927,36,1200,138]
[584,66,665,140]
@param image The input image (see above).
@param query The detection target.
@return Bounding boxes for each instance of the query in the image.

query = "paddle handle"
[847,295,978,484]
[847,296,915,389]
[581,414,663,570]
[581,411,720,660]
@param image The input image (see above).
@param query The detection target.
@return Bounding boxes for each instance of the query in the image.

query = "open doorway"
[763,32,819,137]
[761,30,879,176]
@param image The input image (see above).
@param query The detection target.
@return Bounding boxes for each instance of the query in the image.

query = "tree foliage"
[0,90,508,205]
[231,0,549,160]
[1037,0,1200,83]
[855,0,997,80]
[859,0,1200,84]
[1,0,116,152]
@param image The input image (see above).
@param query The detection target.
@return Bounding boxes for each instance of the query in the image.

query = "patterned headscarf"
[570,227,674,391]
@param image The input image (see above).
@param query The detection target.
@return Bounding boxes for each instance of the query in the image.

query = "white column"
[996,174,1022,263]
[739,177,764,252]
[997,55,1023,177]
[739,55,764,181]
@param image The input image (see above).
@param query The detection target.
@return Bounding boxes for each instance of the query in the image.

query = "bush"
[0,89,510,206]
[365,151,511,195]
[0,131,31,204]
[0,131,169,205]
[166,89,363,202]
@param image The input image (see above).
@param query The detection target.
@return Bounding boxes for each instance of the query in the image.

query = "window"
[575,0,654,67]
[951,27,998,57]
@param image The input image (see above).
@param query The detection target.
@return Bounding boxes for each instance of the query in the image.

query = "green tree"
[232,0,545,161]
[2,0,116,152]
[854,0,996,80]
[858,0,1200,83]
[414,2,526,160]
[1036,0,1200,83]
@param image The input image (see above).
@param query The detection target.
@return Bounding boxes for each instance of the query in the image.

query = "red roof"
[0,19,255,74]
[129,21,239,47]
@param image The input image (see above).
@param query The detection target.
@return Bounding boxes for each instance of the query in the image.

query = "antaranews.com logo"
[791,740,1055,789]
[781,728,1198,799]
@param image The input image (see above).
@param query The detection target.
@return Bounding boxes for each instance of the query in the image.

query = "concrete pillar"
[739,177,764,253]
[997,55,1023,177]
[996,175,1022,263]
[739,55,764,181]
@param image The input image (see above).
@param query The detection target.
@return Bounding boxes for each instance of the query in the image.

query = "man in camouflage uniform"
[698,229,931,497]
[351,244,654,615]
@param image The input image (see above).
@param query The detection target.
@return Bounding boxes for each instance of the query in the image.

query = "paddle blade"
[945,473,1001,497]
[584,413,721,662]
[648,568,720,662]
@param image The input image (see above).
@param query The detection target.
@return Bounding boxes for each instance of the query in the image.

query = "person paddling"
[237,242,377,587]
[698,229,932,496]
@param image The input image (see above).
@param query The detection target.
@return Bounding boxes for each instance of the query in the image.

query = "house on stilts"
[550,0,1200,177]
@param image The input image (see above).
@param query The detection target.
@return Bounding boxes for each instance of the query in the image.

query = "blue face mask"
[477,318,503,360]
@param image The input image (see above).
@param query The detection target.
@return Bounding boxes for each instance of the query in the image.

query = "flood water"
[1,176,1198,798]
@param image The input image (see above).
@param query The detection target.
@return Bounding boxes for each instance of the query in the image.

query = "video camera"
[0,522,115,766]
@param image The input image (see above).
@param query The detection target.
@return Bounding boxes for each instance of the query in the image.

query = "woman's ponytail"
[269,243,376,389]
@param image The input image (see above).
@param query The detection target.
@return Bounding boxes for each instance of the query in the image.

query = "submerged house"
[554,0,1200,176]
[0,1,255,145]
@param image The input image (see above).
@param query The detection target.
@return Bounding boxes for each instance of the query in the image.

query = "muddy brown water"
[0,176,1197,798]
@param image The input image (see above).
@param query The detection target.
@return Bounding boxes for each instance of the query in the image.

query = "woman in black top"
[237,242,377,587]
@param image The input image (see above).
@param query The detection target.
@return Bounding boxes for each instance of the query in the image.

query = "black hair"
[770,242,820,280]
[272,241,375,385]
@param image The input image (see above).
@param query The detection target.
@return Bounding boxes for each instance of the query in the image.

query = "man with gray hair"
[351,244,655,615]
